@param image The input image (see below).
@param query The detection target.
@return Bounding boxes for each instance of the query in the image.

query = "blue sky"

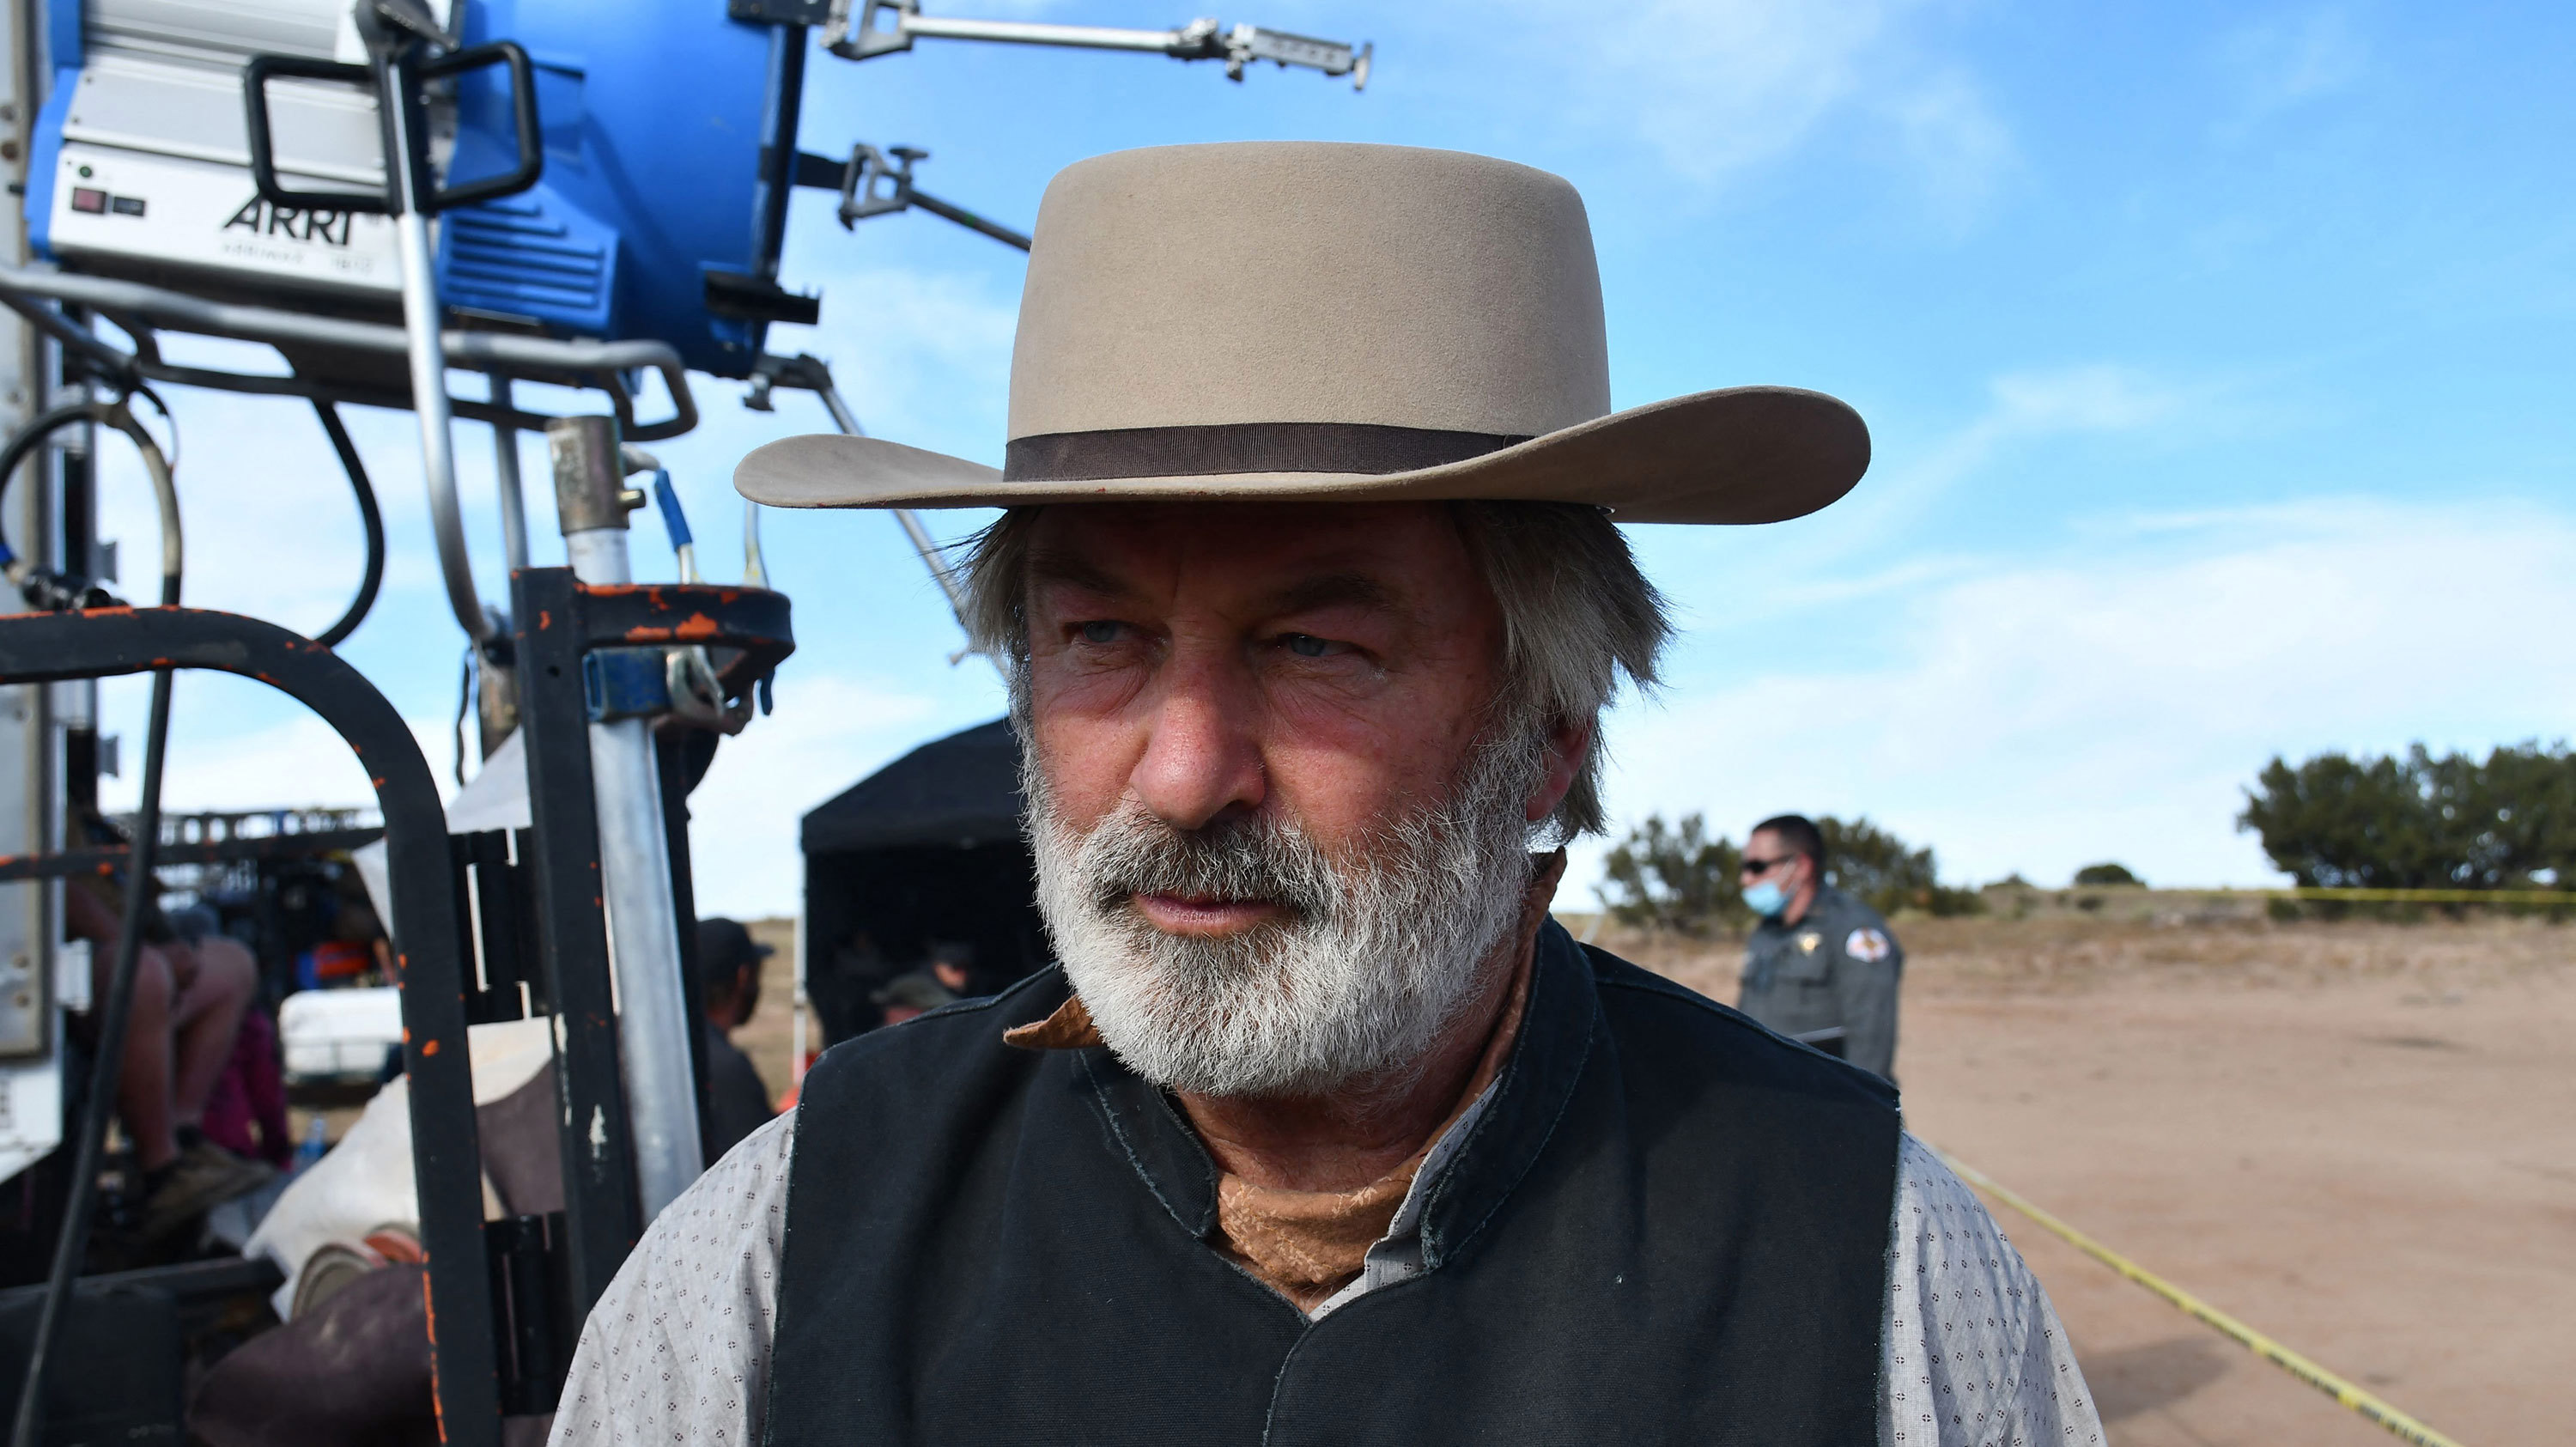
[94,1,2576,916]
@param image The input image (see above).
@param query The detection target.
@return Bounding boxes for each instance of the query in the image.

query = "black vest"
[765,923,1900,1446]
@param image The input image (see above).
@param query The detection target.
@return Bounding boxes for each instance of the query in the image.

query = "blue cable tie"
[651,471,693,550]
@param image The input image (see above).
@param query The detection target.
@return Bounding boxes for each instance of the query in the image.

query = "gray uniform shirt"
[1740,885,1905,1080]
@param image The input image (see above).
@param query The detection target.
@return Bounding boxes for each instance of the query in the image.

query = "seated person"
[64,885,270,1240]
[172,905,292,1170]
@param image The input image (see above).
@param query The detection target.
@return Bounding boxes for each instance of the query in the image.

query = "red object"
[310,939,372,982]
[69,187,106,214]
[203,1009,292,1167]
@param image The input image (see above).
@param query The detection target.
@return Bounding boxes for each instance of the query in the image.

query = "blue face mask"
[1743,879,1790,918]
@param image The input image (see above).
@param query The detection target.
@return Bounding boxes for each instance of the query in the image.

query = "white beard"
[1026,736,1540,1098]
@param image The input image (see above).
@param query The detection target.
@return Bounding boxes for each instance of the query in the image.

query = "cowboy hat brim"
[733,385,1868,526]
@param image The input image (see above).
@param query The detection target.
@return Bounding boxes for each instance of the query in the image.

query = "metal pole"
[904,188,1031,252]
[545,417,702,1217]
[896,15,1195,51]
[379,49,492,644]
[492,376,529,573]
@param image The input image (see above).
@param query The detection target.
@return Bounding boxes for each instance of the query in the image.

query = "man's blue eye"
[1285,634,1329,658]
[1078,621,1122,644]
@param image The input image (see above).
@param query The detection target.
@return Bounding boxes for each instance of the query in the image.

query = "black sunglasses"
[1739,855,1799,876]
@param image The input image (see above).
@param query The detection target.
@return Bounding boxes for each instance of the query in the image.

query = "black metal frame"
[0,606,502,1441]
[0,577,791,1440]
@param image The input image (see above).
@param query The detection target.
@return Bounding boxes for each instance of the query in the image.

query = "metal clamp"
[580,646,738,731]
[799,145,1031,251]
[836,143,921,225]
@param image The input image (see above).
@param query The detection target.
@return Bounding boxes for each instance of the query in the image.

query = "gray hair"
[955,501,1670,838]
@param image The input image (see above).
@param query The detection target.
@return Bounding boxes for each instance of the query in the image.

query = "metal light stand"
[540,419,702,1221]
[508,562,795,1294]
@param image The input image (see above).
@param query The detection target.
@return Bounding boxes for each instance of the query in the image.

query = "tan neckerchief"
[1006,851,1566,1310]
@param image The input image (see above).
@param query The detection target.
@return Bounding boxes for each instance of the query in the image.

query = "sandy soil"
[728,913,2572,1444]
[1650,915,2576,1447]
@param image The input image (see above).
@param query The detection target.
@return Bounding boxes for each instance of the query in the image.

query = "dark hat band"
[1003,422,1534,483]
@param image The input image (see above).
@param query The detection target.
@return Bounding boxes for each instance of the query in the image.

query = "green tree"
[1596,813,1745,935]
[1817,816,1985,917]
[2239,741,2576,890]
[2072,862,2142,887]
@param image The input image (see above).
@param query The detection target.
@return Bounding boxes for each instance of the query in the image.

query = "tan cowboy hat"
[734,143,1868,524]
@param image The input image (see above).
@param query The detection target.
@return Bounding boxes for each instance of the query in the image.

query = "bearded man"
[549,143,2101,1447]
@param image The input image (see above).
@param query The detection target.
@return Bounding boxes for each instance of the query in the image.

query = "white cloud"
[1570,0,1899,180]
[1701,362,2202,618]
[2216,7,2368,131]
[1882,66,2019,234]
[1486,0,2016,223]
[1890,362,2189,508]
[769,264,1021,464]
[679,672,949,917]
[94,680,455,817]
[1578,497,2576,897]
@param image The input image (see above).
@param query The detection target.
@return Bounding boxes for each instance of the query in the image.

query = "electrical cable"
[309,401,386,648]
[0,398,180,608]
[119,383,178,475]
[650,470,697,582]
[454,645,475,787]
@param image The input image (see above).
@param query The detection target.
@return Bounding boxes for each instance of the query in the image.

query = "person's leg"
[99,943,180,1173]
[169,936,255,1130]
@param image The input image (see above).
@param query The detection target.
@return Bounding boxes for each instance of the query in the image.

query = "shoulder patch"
[1845,927,1893,963]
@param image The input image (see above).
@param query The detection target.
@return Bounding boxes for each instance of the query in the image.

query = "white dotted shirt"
[548,1121,2100,1447]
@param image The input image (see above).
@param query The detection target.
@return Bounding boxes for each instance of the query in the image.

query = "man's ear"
[1523,717,1592,824]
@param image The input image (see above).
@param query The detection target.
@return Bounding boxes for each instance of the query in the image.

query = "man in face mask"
[1736,813,1905,1081]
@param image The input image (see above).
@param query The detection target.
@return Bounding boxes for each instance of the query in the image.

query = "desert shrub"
[2239,741,2576,891]
[2073,862,2142,887]
[1819,816,1986,917]
[1597,813,1743,935]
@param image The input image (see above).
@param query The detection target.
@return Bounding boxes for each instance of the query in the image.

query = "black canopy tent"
[799,719,1050,1044]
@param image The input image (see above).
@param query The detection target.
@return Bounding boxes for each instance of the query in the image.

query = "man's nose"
[1128,652,1266,831]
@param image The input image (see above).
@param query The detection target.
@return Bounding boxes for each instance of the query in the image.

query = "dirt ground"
[728,912,2571,1444]
[1644,915,2576,1447]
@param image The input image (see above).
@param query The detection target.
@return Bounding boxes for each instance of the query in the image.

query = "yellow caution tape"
[2249,887,2576,905]
[1934,1150,2469,1447]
